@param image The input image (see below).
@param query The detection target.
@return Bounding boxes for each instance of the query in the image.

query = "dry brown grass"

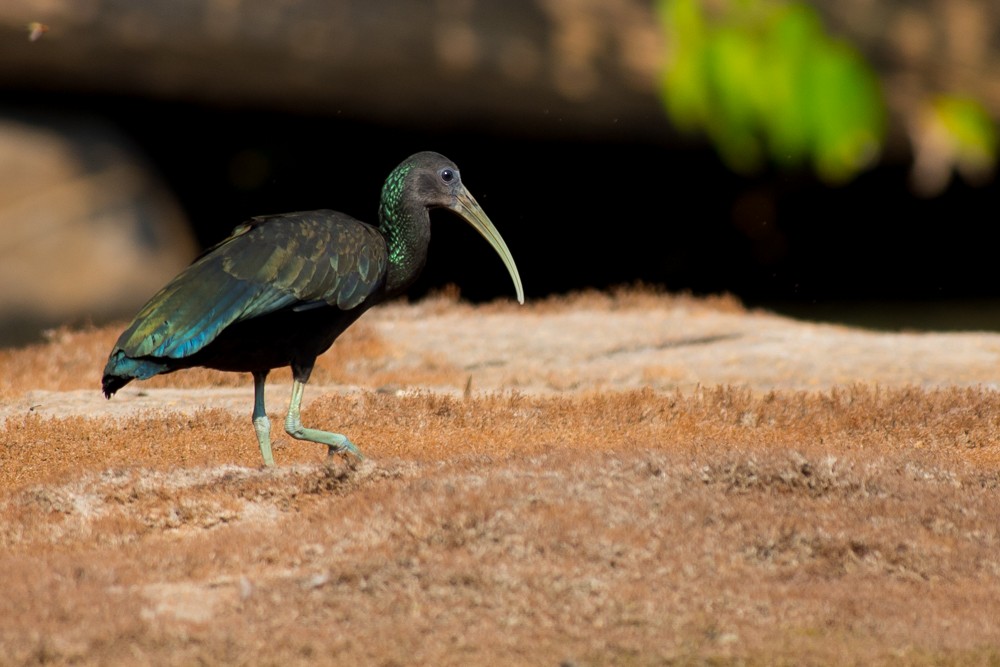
[1,291,999,665]
[0,319,389,398]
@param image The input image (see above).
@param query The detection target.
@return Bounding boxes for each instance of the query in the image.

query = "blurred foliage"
[931,96,996,177]
[911,95,998,196]
[656,0,885,183]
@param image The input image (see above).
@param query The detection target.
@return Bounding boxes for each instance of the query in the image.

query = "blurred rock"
[0,114,196,345]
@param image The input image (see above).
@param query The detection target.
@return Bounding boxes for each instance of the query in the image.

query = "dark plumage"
[102,152,523,466]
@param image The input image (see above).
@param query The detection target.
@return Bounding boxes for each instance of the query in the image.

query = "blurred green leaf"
[658,0,709,132]
[806,41,883,182]
[705,25,765,171]
[759,4,822,165]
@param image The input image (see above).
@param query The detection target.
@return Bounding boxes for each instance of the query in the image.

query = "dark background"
[89,92,1000,329]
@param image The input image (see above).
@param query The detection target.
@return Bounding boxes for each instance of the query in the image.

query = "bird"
[102,151,524,466]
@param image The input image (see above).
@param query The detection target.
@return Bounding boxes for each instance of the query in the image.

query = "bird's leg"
[284,379,363,460]
[252,371,275,467]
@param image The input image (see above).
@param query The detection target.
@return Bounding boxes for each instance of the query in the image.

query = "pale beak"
[450,187,525,304]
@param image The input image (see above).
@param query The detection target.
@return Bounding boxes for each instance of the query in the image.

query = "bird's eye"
[440,168,456,183]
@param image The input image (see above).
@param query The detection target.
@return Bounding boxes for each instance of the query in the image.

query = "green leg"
[284,379,363,460]
[252,371,275,467]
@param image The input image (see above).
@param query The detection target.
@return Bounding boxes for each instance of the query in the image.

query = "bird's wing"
[115,211,388,360]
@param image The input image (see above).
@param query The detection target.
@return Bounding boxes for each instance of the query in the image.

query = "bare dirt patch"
[2,289,1000,665]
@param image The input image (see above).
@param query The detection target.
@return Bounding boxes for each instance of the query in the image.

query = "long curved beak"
[450,187,525,304]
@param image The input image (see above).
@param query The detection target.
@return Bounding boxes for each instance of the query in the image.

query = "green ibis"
[102,151,524,466]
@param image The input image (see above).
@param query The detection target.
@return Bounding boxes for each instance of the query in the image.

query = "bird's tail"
[102,349,169,398]
[101,373,131,398]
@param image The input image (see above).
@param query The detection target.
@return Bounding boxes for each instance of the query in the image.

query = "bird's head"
[383,152,525,305]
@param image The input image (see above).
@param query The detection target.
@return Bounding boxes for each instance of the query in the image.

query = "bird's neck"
[378,188,431,299]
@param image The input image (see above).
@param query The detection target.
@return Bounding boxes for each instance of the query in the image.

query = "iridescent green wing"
[116,211,388,359]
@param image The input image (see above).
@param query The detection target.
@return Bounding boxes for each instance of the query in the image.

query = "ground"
[1,288,999,665]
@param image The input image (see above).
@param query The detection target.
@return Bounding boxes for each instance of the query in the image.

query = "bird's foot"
[327,434,364,462]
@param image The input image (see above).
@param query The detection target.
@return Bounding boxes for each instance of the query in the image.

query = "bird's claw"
[327,437,364,462]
